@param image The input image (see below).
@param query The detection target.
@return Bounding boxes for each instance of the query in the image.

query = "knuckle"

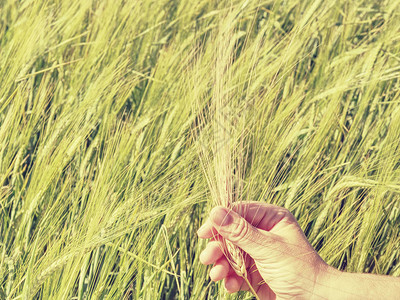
[280,207,290,215]
[285,210,297,223]
[229,217,251,243]
[280,208,296,222]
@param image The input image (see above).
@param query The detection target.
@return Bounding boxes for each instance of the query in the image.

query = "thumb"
[210,206,277,261]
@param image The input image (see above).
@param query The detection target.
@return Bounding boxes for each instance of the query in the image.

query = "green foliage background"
[1,0,400,299]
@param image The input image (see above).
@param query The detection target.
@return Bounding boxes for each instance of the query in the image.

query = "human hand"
[197,202,330,300]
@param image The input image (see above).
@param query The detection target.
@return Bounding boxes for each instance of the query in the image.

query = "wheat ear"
[195,10,261,299]
[223,229,260,299]
[211,87,260,300]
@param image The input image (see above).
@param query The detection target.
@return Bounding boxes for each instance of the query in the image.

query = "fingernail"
[210,207,233,226]
[199,250,207,264]
[197,224,207,236]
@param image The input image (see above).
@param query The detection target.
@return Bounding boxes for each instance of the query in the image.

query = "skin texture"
[197,202,400,299]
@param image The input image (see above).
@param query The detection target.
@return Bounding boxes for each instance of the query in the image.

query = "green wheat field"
[1,0,400,299]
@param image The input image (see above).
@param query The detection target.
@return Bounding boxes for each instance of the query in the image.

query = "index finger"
[197,219,219,239]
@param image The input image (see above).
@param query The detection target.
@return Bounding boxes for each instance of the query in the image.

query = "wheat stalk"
[189,4,263,298]
[196,9,261,298]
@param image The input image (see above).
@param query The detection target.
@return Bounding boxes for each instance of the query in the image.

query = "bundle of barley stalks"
[196,6,261,298]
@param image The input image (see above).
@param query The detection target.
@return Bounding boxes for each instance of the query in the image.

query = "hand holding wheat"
[197,201,329,300]
[198,202,400,300]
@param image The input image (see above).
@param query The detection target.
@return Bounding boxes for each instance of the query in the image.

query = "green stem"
[243,276,260,300]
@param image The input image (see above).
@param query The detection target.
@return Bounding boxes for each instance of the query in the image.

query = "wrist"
[313,265,400,300]
[312,263,342,300]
